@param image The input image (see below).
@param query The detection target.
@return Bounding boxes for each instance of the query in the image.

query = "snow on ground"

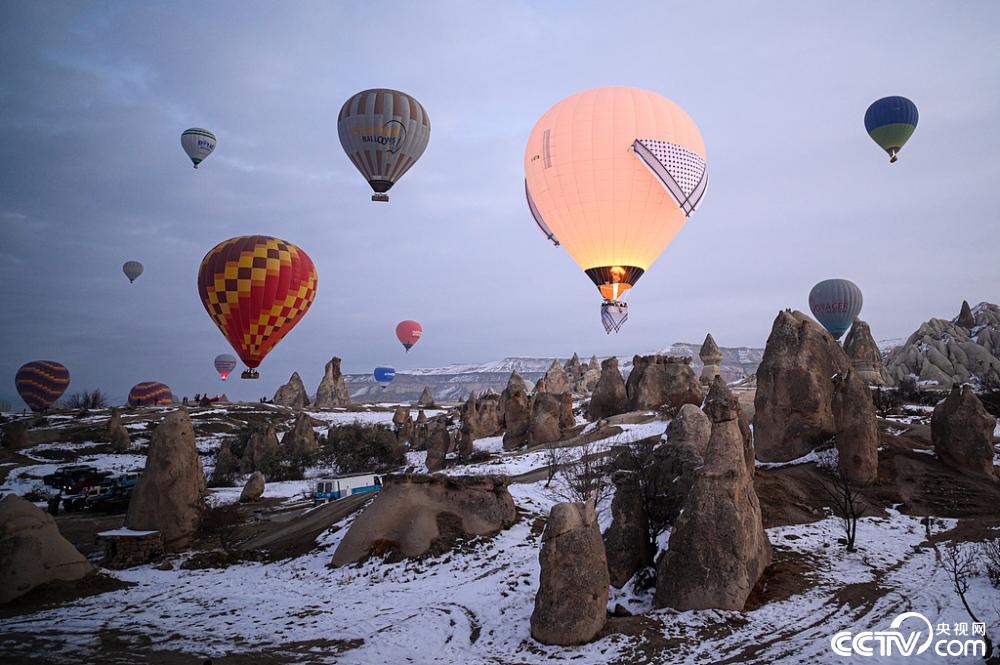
[1,452,147,497]
[305,408,445,427]
[207,479,315,506]
[756,446,838,470]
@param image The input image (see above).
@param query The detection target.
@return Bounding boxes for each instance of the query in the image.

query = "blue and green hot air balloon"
[864,96,918,163]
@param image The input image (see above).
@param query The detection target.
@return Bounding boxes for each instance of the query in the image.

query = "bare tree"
[942,543,994,659]
[63,389,109,410]
[548,437,613,510]
[819,469,870,552]
[981,538,1000,590]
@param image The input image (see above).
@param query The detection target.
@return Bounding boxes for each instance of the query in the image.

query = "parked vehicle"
[42,464,98,488]
[90,486,134,514]
[314,473,383,504]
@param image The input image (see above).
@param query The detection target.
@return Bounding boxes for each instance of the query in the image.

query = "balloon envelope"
[214,354,237,380]
[15,361,70,412]
[128,381,172,406]
[338,89,430,201]
[524,87,707,327]
[181,128,216,168]
[374,367,396,384]
[197,236,317,373]
[123,261,143,283]
[809,279,863,340]
[395,320,422,351]
[864,97,918,162]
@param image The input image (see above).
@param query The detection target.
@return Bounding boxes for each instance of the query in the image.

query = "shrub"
[63,389,109,410]
[321,423,405,474]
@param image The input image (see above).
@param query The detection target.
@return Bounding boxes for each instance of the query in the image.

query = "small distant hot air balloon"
[395,320,422,352]
[809,279,863,341]
[123,261,143,283]
[128,381,172,406]
[374,366,396,389]
[214,354,237,381]
[864,97,918,163]
[525,87,708,333]
[181,128,217,168]
[15,361,70,412]
[338,89,431,202]
[197,236,317,379]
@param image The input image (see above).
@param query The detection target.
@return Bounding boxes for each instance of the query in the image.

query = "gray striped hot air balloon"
[123,260,143,283]
[808,279,863,341]
[337,89,430,202]
[181,128,216,168]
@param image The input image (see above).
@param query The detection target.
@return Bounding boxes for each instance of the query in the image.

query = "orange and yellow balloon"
[197,236,318,379]
[524,86,708,332]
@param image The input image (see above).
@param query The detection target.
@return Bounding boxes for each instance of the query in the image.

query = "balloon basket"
[241,370,260,380]
[371,193,389,203]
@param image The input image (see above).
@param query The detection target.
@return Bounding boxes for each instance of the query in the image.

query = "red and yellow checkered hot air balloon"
[197,236,318,379]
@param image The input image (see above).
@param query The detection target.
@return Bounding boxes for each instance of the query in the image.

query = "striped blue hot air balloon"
[128,381,173,406]
[374,366,396,390]
[809,279,863,341]
[864,97,918,163]
[15,361,70,412]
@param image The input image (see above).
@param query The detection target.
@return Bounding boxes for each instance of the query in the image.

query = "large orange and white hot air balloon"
[524,87,708,332]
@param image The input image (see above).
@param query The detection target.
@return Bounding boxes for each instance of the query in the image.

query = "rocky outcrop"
[108,408,131,452]
[626,355,704,412]
[273,371,309,408]
[603,471,652,588]
[459,394,502,457]
[575,355,602,396]
[699,334,723,386]
[331,474,517,566]
[843,319,890,386]
[425,421,454,472]
[0,494,94,603]
[831,370,879,483]
[563,353,584,388]
[885,302,1000,388]
[754,310,850,462]
[241,425,280,474]
[931,385,998,480]
[1,419,31,450]
[588,357,628,420]
[500,371,531,450]
[531,501,608,646]
[529,392,575,446]
[416,386,435,408]
[240,471,266,503]
[655,378,771,611]
[540,359,571,395]
[125,409,206,551]
[314,357,350,408]
[284,411,319,457]
[957,300,976,329]
[210,439,239,486]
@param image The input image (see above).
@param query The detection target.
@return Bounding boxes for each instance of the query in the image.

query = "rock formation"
[331,474,517,566]
[699,334,723,386]
[240,471,266,502]
[1,418,31,450]
[107,408,131,452]
[843,319,890,386]
[831,370,879,483]
[754,310,850,462]
[314,357,351,408]
[284,411,319,457]
[602,470,652,588]
[500,371,531,450]
[0,494,94,603]
[125,409,206,551]
[273,371,309,408]
[931,385,998,480]
[529,392,575,446]
[563,353,584,387]
[626,355,704,412]
[459,394,502,457]
[957,300,976,329]
[540,359,571,395]
[666,403,712,458]
[655,378,771,610]
[210,439,239,486]
[417,386,435,408]
[885,302,1000,387]
[424,421,454,472]
[588,357,628,420]
[575,355,602,396]
[241,425,281,474]
[530,501,608,646]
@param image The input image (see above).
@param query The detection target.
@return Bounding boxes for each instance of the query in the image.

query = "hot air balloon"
[809,279,863,341]
[374,366,396,389]
[864,97,918,163]
[128,381,172,406]
[197,236,317,379]
[15,361,70,412]
[395,320,422,352]
[214,354,237,381]
[181,128,216,168]
[338,89,431,202]
[123,261,143,283]
[524,87,708,333]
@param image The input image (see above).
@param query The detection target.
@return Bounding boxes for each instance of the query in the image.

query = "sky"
[1,1,998,407]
